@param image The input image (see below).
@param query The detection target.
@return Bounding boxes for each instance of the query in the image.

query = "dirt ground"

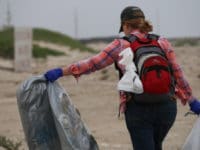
[0,42,199,150]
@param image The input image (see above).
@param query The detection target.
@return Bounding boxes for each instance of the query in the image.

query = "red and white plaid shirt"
[68,30,193,112]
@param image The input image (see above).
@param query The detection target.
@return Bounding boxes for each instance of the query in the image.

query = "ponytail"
[140,20,153,33]
[124,18,153,33]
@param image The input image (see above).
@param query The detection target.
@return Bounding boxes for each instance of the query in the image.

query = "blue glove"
[44,68,63,82]
[189,98,200,115]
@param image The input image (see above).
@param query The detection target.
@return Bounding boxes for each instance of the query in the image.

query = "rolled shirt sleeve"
[68,39,125,78]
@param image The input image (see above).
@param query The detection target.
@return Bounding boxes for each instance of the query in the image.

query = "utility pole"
[156,8,160,35]
[74,8,79,39]
[0,0,3,30]
[6,0,12,27]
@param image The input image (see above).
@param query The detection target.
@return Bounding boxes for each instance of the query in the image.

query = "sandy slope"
[0,42,199,150]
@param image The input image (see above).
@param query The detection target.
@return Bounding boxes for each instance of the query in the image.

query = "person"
[44,6,200,150]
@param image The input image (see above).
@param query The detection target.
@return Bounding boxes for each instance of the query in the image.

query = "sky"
[0,0,200,39]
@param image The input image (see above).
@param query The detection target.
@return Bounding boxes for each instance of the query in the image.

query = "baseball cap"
[119,6,145,32]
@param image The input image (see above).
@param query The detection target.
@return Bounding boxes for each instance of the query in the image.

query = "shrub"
[0,135,22,150]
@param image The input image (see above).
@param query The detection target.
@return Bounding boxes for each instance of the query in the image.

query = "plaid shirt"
[68,30,193,112]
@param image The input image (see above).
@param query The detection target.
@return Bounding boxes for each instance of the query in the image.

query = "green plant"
[33,45,65,58]
[0,135,22,150]
[0,28,14,59]
[33,28,96,53]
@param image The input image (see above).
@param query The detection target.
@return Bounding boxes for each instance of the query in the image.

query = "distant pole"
[74,8,79,39]
[156,8,160,35]
[0,0,3,30]
[6,0,12,27]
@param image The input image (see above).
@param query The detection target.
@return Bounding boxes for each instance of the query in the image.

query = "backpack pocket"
[140,56,171,94]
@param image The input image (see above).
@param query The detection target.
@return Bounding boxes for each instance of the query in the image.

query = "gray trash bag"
[47,79,99,150]
[182,117,200,150]
[16,75,99,150]
[16,75,61,150]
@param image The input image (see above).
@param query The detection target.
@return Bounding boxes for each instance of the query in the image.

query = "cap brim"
[119,25,123,33]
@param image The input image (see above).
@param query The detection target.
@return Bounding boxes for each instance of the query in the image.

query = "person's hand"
[189,98,200,115]
[44,68,63,82]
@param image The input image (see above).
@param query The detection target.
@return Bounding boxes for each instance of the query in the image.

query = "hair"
[123,18,153,33]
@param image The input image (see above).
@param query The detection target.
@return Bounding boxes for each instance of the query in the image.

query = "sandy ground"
[0,42,200,150]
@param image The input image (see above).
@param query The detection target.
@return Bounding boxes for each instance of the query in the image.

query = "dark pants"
[125,99,177,150]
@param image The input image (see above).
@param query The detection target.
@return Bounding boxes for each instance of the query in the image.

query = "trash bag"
[16,75,99,150]
[47,78,98,150]
[182,117,200,150]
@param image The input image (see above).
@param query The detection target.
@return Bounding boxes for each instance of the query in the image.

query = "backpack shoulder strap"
[123,33,160,45]
[122,34,138,43]
[147,34,160,41]
[114,62,123,79]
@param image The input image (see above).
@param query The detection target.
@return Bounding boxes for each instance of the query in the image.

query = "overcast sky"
[0,0,200,39]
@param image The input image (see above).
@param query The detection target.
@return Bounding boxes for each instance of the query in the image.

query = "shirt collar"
[130,30,147,39]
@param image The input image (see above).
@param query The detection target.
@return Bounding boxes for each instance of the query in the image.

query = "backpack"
[116,34,175,103]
